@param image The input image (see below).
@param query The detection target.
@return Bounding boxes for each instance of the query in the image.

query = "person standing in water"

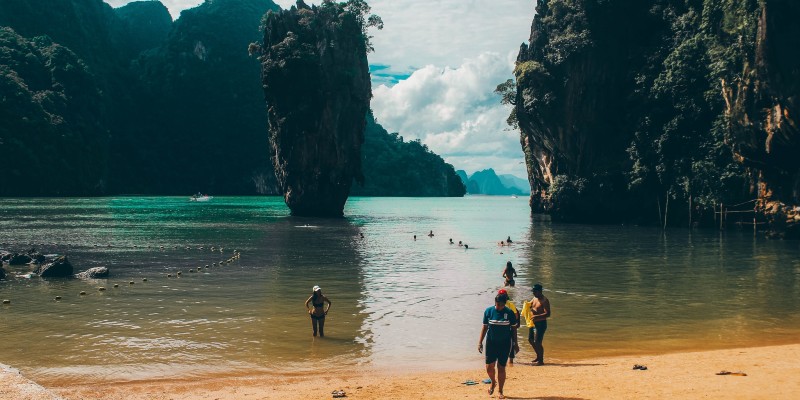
[305,285,331,337]
[528,283,551,365]
[502,261,517,287]
[478,291,518,399]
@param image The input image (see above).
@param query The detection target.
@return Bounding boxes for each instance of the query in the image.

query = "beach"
[3,343,796,399]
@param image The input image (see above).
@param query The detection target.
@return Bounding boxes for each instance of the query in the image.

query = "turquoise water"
[0,196,799,386]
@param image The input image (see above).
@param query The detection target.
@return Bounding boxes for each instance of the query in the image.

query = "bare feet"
[498,392,506,399]
[488,382,496,396]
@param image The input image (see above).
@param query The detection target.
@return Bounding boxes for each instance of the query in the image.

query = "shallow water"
[0,196,798,385]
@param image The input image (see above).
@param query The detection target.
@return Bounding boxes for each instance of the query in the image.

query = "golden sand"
[4,343,789,399]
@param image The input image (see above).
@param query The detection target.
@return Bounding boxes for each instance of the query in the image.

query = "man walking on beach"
[528,283,551,365]
[479,291,519,398]
[497,289,521,364]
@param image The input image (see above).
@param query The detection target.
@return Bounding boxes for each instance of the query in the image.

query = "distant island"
[456,169,529,196]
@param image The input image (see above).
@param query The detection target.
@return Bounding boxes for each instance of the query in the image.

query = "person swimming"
[506,236,513,244]
[450,238,454,245]
[428,230,434,237]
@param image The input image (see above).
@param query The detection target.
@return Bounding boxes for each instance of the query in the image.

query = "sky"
[106,0,537,177]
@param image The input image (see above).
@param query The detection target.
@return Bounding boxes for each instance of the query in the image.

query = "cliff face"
[723,0,800,238]
[513,0,799,231]
[255,1,374,216]
[122,0,280,195]
[514,0,656,222]
[0,28,107,195]
[114,1,172,60]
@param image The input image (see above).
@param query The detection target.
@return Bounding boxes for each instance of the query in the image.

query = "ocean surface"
[0,196,799,386]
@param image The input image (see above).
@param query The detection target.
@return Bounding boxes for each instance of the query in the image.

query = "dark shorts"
[528,320,547,343]
[310,314,325,321]
[485,340,512,367]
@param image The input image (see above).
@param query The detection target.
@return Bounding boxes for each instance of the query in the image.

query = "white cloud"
[372,52,526,177]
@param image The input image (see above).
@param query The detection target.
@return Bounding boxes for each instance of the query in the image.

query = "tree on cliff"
[251,0,382,216]
[351,113,466,197]
[0,28,108,196]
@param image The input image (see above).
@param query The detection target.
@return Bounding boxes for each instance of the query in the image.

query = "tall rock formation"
[723,0,800,238]
[254,1,380,216]
[514,0,657,222]
[512,0,798,231]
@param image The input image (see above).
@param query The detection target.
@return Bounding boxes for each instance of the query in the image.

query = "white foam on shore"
[0,363,63,400]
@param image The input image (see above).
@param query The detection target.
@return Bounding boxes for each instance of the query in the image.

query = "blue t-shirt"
[483,305,517,344]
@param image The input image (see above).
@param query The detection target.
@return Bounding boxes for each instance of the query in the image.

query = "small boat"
[511,194,518,198]
[190,193,213,202]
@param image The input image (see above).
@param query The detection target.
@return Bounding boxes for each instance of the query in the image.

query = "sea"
[0,196,798,386]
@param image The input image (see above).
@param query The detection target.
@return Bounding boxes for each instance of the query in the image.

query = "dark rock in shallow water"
[75,266,109,279]
[8,254,32,265]
[0,267,5,280]
[27,251,45,264]
[256,2,376,217]
[36,256,73,278]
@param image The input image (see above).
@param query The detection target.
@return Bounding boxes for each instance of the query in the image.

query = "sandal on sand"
[633,364,648,370]
[332,390,347,398]
[482,378,492,384]
[462,380,478,386]
[716,371,747,376]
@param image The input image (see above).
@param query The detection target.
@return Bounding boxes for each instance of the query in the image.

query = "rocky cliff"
[514,0,659,222]
[513,0,798,232]
[722,0,800,238]
[254,1,379,216]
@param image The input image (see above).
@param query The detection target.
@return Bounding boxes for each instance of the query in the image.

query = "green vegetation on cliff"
[0,28,108,195]
[352,114,466,197]
[513,0,796,231]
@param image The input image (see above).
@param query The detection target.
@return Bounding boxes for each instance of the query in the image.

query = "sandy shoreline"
[1,343,794,399]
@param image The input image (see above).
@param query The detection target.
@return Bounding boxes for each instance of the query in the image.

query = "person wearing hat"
[528,283,551,365]
[305,285,331,337]
[478,290,519,398]
[497,289,521,364]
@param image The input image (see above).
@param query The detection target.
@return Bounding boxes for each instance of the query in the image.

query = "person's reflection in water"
[305,285,332,337]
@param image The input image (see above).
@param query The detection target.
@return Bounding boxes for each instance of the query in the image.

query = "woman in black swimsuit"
[502,261,517,287]
[305,285,332,337]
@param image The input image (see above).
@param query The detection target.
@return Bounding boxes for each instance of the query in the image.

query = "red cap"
[497,289,508,295]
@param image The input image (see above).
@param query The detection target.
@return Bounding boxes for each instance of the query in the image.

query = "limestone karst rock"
[722,1,800,238]
[254,0,379,217]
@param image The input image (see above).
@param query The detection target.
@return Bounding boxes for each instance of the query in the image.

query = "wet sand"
[5,343,796,399]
